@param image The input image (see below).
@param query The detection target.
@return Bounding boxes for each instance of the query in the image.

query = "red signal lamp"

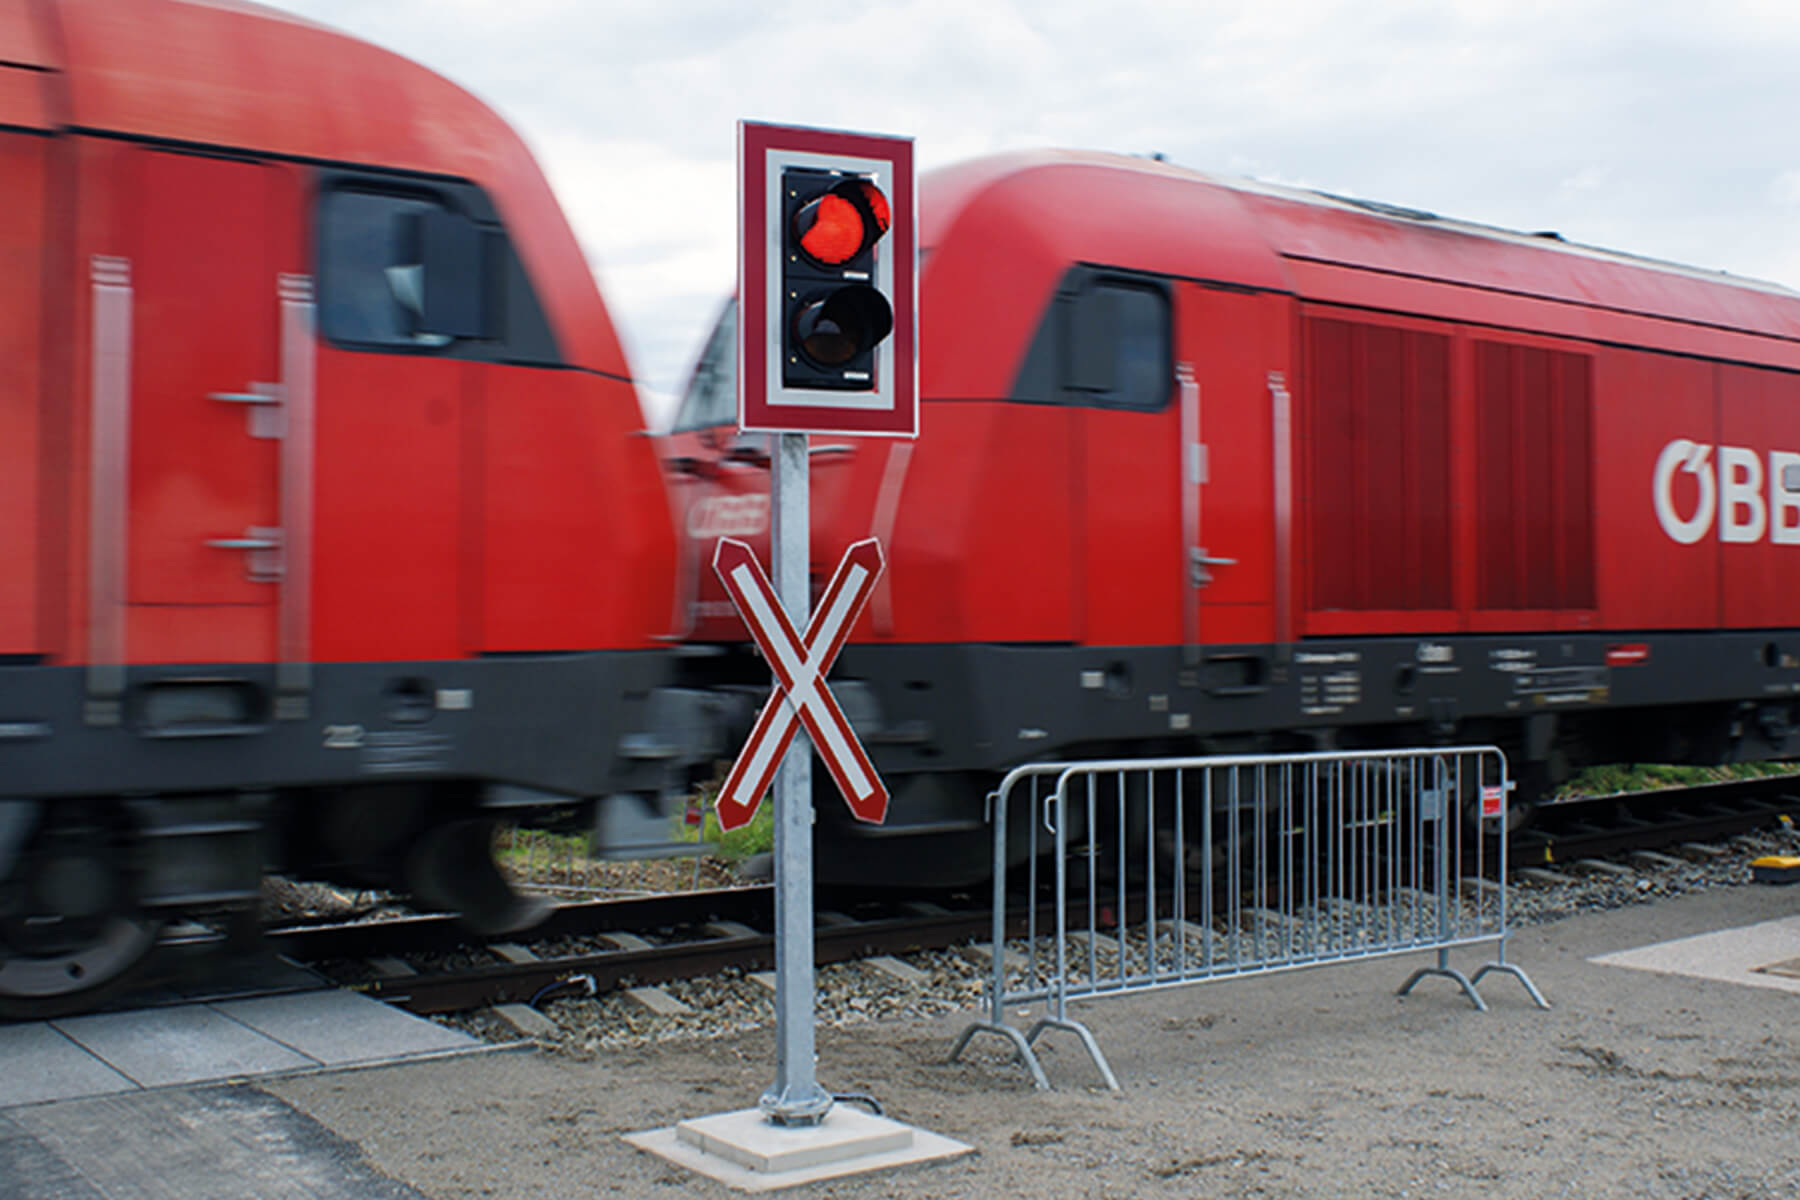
[737,121,914,430]
[794,179,891,267]
[780,168,897,389]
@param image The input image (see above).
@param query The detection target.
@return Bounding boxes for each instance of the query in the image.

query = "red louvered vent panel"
[1475,341,1594,610]
[1305,318,1452,612]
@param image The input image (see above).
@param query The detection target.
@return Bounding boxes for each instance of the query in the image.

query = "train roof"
[2,0,625,374]
[919,149,1800,387]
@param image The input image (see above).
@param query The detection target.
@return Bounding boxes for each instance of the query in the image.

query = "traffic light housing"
[781,170,893,390]
[737,122,915,437]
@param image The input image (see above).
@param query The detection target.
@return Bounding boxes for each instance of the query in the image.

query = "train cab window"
[671,302,738,432]
[320,190,477,347]
[1010,267,1173,410]
[1058,278,1173,413]
[1061,278,1171,411]
[316,174,562,365]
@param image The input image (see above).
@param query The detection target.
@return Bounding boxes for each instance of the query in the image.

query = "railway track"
[252,775,1800,1021]
[1516,775,1800,867]
[276,887,1003,1016]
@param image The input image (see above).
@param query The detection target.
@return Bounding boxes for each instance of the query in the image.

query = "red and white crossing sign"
[712,536,889,831]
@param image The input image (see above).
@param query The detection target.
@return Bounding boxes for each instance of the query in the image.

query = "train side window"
[319,190,481,347]
[1062,279,1171,411]
[671,302,738,432]
[316,174,563,366]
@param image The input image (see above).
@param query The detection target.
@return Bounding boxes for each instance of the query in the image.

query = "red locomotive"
[12,0,1800,1019]
[0,0,675,1015]
[666,149,1800,885]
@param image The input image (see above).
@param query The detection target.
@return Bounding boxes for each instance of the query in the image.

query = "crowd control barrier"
[949,747,1548,1090]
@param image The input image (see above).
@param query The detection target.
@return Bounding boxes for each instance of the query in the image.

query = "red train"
[9,0,1800,1018]
[0,0,676,1014]
[666,149,1800,885]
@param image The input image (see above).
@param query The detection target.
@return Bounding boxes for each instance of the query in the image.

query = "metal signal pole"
[761,430,832,1125]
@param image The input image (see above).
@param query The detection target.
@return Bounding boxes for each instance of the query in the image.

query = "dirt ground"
[269,883,1800,1198]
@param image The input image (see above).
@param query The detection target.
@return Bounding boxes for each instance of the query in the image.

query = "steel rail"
[268,886,775,962]
[345,906,1006,1015]
[1516,777,1798,867]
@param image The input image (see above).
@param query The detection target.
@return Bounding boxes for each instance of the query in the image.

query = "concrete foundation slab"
[624,1106,971,1193]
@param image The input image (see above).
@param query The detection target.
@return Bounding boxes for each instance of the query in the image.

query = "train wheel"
[0,914,161,1020]
[0,803,163,1020]
[404,817,551,936]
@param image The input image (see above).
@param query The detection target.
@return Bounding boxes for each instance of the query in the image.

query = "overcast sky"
[268,0,1800,426]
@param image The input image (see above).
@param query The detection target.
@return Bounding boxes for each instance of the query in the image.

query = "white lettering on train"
[1653,438,1800,546]
[686,494,770,539]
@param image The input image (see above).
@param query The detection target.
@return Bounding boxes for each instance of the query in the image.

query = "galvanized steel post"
[760,431,833,1126]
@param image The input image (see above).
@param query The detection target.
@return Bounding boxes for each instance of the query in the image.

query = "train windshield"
[671,301,737,432]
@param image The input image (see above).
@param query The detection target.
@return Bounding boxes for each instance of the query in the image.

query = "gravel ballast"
[443,827,1800,1059]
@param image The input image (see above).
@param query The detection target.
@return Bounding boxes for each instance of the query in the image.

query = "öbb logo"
[686,494,770,540]
[1653,439,1800,545]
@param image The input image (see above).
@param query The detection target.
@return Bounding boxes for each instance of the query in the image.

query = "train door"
[0,124,47,656]
[122,149,304,669]
[1173,282,1282,655]
[1074,274,1183,650]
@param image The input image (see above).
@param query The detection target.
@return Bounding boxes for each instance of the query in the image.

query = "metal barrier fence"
[950,747,1548,1090]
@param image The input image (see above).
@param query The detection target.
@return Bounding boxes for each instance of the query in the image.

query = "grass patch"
[1556,761,1800,800]
[495,826,588,869]
[493,773,776,884]
[670,774,777,861]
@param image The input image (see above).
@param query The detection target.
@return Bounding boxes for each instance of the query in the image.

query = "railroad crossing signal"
[781,169,894,391]
[737,120,916,437]
[712,536,889,831]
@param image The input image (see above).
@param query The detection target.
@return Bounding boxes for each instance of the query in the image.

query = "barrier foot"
[1024,1017,1121,1092]
[949,1020,1051,1091]
[1396,965,1488,1012]
[1471,960,1550,1009]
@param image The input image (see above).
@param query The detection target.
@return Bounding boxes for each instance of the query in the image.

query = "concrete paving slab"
[1589,913,1800,995]
[51,1004,316,1088]
[5,1084,427,1199]
[0,1024,137,1108]
[4,991,493,1110]
[214,990,478,1065]
[0,1111,107,1199]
